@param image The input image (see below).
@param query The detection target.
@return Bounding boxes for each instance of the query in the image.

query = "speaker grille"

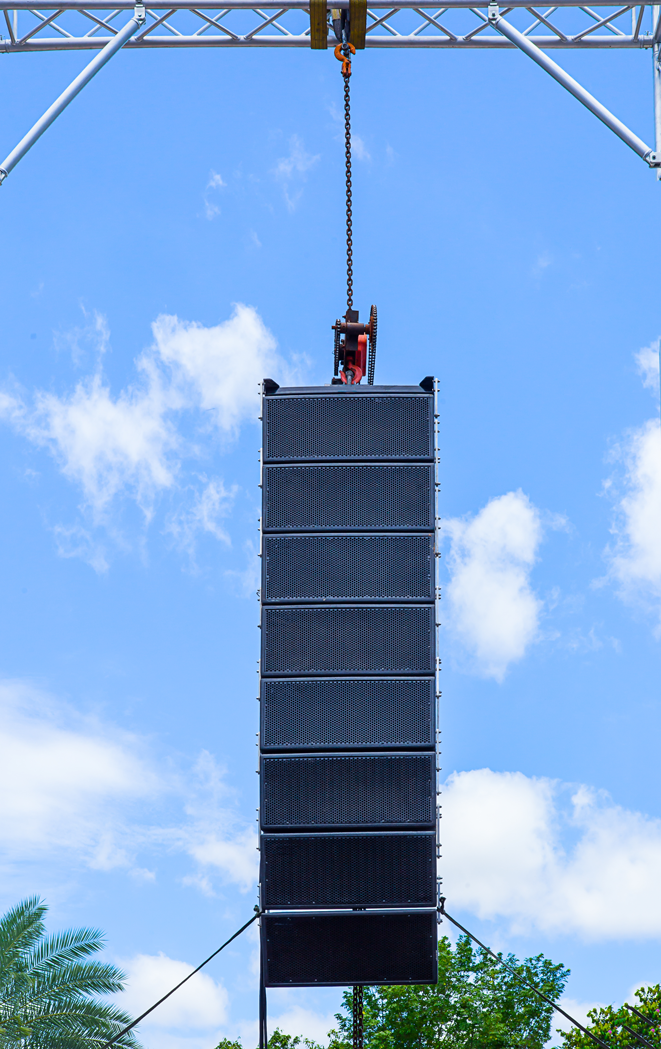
[263,465,434,532]
[262,911,438,986]
[261,753,435,830]
[262,606,434,676]
[261,833,436,908]
[263,535,434,603]
[264,395,433,462]
[261,678,435,750]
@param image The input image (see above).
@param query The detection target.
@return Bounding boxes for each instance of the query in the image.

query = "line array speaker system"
[259,380,439,988]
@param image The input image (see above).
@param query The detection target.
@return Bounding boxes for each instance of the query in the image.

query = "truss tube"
[0,2,144,182]
[489,4,658,163]
[0,1,646,9]
[654,37,661,176]
[0,32,654,48]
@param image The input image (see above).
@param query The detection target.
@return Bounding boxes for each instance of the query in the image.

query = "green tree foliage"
[0,897,141,1049]
[559,985,661,1049]
[326,935,569,1049]
[214,1030,323,1049]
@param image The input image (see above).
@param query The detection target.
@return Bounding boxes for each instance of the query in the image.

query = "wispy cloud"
[53,307,110,366]
[635,338,660,399]
[273,135,320,212]
[204,170,226,220]
[351,134,371,162]
[0,678,258,895]
[166,476,237,560]
[0,304,294,553]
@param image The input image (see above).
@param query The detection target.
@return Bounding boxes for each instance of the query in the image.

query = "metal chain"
[352,986,364,1049]
[341,46,353,311]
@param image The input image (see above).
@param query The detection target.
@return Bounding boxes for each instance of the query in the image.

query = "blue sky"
[1,26,660,1049]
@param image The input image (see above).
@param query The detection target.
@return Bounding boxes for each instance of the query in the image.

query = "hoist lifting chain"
[335,40,356,311]
[331,38,377,386]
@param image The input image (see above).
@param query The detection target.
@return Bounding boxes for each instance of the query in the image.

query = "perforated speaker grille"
[262,605,434,676]
[263,465,434,532]
[264,395,433,462]
[261,833,436,908]
[262,911,438,986]
[261,678,435,750]
[263,535,434,603]
[261,753,435,830]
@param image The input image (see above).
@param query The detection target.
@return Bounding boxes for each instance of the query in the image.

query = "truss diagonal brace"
[0,2,145,184]
[488,1,660,169]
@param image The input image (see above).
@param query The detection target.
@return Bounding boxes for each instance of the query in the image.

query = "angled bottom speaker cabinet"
[262,911,438,986]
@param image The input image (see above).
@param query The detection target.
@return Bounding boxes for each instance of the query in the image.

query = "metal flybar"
[0,2,144,180]
[488,1,660,164]
[2,4,660,50]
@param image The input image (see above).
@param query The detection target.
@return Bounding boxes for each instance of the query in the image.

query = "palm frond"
[18,960,129,1005]
[29,929,108,971]
[28,999,142,1048]
[0,896,47,969]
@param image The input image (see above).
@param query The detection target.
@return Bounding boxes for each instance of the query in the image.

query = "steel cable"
[98,912,260,1049]
[440,901,612,1049]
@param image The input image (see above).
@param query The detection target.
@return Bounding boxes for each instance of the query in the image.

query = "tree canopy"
[0,896,140,1049]
[327,935,569,1049]
[559,985,661,1049]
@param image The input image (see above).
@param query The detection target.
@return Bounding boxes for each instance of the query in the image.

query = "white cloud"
[167,751,258,893]
[442,768,661,940]
[118,952,228,1048]
[0,679,158,863]
[602,344,661,634]
[273,135,320,211]
[635,339,660,398]
[444,491,544,680]
[269,1004,337,1045]
[0,304,290,523]
[151,304,281,431]
[605,419,661,635]
[548,999,607,1045]
[0,679,258,895]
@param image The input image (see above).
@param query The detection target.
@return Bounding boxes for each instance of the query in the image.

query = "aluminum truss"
[0,0,660,50]
[1,0,660,184]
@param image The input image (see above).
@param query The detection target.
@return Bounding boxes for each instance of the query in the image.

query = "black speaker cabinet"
[262,910,438,986]
[260,678,436,752]
[261,832,436,909]
[263,390,434,462]
[261,753,436,831]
